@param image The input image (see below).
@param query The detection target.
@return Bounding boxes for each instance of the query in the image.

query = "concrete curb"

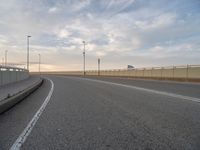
[0,78,44,114]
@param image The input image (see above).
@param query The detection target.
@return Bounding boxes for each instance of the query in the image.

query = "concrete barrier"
[0,66,29,86]
[0,78,43,114]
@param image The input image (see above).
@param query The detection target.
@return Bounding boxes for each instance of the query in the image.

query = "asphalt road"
[0,75,200,150]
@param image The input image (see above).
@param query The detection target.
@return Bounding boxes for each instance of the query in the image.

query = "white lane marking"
[68,76,200,103]
[10,78,54,150]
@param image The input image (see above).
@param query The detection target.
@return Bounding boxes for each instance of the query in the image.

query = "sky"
[0,0,200,71]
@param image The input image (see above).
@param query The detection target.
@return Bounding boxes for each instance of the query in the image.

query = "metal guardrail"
[0,65,29,86]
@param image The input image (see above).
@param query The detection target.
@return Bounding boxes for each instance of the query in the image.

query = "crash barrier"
[0,66,29,86]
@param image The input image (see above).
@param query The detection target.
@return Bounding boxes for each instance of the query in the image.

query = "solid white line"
[69,76,200,103]
[10,78,54,150]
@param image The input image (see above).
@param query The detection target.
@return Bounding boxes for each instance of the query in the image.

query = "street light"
[5,50,8,66]
[27,35,31,70]
[82,41,86,76]
[38,54,41,76]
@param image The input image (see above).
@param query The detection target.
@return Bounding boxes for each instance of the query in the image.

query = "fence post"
[0,67,2,86]
[135,69,137,78]
[143,68,145,77]
[186,64,189,81]
[161,67,163,79]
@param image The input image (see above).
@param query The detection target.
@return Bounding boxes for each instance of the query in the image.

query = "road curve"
[0,75,200,150]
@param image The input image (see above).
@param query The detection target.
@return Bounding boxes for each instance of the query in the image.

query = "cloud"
[70,0,91,12]
[104,0,135,16]
[136,42,200,59]
[48,7,58,13]
[0,0,199,71]
[96,51,106,57]
[57,29,71,38]
[135,13,177,30]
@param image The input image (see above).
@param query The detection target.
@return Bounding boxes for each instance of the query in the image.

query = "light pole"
[38,54,41,76]
[82,41,86,76]
[27,35,31,70]
[98,58,100,76]
[5,50,8,66]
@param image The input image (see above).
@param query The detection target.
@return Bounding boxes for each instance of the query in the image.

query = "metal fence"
[86,65,200,80]
[43,65,200,81]
[0,65,29,86]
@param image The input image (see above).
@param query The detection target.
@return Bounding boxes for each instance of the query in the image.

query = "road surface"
[0,75,200,150]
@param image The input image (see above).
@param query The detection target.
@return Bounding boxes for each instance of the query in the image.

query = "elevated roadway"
[0,75,200,150]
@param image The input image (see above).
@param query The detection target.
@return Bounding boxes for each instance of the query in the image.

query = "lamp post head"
[82,41,85,44]
[27,35,31,38]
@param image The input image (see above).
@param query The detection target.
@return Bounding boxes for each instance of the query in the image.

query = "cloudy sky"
[0,0,200,71]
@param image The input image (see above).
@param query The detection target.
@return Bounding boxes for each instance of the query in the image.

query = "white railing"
[0,65,29,86]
